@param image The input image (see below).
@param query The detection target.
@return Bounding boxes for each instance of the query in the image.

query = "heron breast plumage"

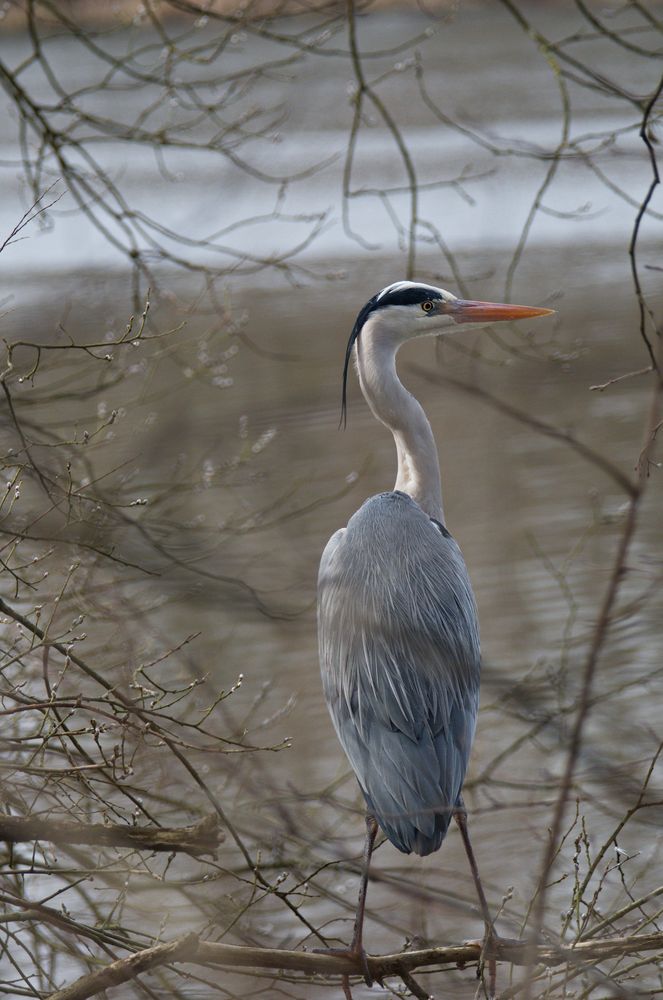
[318,490,480,856]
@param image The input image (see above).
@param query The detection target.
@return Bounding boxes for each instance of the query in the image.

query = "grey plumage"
[315,283,551,991]
[318,490,480,856]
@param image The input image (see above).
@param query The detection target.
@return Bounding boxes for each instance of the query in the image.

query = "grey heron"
[317,280,553,996]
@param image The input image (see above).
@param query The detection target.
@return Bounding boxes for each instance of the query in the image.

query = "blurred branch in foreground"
[43,930,663,1000]
[0,812,222,858]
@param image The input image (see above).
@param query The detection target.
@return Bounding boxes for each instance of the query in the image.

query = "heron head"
[341,280,554,423]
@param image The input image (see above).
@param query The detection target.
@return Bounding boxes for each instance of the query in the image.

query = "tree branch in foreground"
[48,934,200,1000]
[0,812,222,858]
[46,930,663,1000]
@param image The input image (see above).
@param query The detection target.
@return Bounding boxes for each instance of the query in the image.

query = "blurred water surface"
[2,3,662,997]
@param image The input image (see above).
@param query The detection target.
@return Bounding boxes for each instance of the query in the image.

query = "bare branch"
[47,933,200,1000]
[0,812,222,858]
[409,365,637,497]
[45,930,663,1000]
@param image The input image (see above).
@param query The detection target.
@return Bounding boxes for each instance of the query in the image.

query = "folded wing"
[318,491,480,856]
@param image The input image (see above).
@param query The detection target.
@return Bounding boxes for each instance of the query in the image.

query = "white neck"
[355,322,444,523]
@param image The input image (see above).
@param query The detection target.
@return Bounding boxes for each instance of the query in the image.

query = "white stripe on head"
[375,281,447,302]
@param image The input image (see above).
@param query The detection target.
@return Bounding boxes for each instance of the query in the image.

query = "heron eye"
[421,300,434,313]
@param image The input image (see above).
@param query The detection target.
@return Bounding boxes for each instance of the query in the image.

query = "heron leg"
[350,813,378,967]
[313,813,378,995]
[453,802,497,1000]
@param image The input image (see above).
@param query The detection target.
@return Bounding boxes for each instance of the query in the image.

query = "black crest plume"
[340,283,444,428]
[340,296,377,429]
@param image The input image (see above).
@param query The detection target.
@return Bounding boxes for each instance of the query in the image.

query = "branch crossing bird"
[317,280,554,998]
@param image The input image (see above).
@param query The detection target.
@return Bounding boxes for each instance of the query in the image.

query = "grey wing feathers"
[318,491,480,856]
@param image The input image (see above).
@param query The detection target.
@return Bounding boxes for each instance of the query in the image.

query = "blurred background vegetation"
[0,1,662,997]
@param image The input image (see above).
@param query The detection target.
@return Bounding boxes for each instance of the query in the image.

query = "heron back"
[318,490,480,856]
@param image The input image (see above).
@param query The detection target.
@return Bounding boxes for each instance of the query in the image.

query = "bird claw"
[462,934,495,957]
[312,945,375,987]
[462,932,524,956]
[358,947,375,986]
[460,931,503,999]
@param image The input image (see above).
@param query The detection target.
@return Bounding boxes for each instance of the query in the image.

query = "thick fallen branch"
[0,812,222,858]
[48,934,200,1000]
[46,930,663,1000]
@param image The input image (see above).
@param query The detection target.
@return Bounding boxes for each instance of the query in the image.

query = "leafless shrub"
[0,2,661,998]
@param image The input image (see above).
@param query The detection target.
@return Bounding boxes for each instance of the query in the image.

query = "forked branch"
[46,931,663,1000]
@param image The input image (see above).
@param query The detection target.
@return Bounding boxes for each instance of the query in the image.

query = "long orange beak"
[450,299,555,324]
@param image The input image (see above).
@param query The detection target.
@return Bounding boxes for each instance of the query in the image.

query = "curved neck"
[355,324,444,522]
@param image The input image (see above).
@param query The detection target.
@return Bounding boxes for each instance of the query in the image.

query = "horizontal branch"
[46,930,663,1000]
[0,812,222,858]
[197,932,663,975]
[409,365,637,497]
